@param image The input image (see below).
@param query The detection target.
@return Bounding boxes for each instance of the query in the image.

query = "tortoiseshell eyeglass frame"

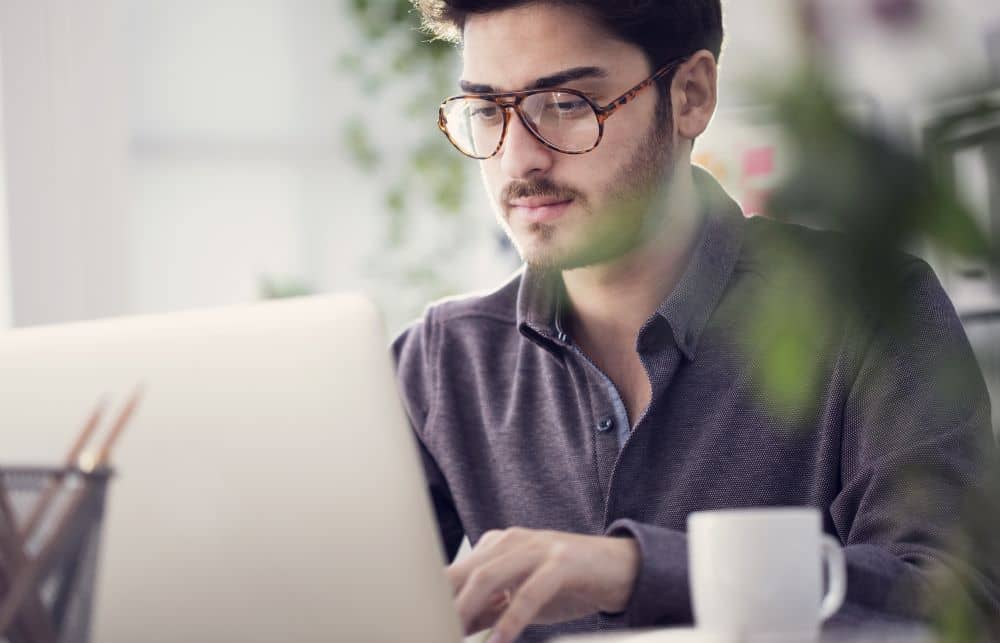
[438,56,690,160]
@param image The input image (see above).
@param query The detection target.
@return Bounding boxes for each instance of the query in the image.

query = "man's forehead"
[459,5,639,93]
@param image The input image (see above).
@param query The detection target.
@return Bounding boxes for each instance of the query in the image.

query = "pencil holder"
[0,466,112,643]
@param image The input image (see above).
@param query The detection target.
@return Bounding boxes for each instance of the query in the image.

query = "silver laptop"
[0,294,463,643]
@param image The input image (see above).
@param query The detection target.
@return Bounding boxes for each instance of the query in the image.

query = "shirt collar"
[656,168,746,360]
[516,263,566,352]
[516,166,746,361]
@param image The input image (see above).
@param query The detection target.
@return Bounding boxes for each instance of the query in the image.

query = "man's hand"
[446,527,640,643]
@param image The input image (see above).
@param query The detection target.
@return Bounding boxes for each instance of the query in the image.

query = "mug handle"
[819,534,847,621]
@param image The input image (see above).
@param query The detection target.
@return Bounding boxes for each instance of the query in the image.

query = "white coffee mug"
[687,507,846,639]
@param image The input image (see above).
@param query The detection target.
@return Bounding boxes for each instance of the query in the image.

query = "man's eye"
[471,106,501,121]
[549,97,590,116]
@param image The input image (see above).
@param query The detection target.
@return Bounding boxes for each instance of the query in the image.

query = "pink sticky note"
[742,146,775,178]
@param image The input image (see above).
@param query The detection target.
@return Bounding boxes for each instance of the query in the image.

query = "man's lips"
[508,197,574,223]
[509,197,573,209]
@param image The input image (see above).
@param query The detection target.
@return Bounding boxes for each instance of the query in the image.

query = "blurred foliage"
[752,4,1000,639]
[746,66,999,420]
[926,454,1000,642]
[341,0,480,319]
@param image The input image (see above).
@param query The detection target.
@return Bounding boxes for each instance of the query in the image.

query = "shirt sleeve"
[392,313,466,564]
[833,259,999,621]
[604,258,999,629]
[601,519,691,626]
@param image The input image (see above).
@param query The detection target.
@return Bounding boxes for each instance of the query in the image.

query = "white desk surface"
[552,625,935,643]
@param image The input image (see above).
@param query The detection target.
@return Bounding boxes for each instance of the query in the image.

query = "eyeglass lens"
[441,91,601,159]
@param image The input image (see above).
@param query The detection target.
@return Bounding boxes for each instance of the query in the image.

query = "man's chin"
[510,224,572,270]
[518,238,627,272]
[508,202,655,271]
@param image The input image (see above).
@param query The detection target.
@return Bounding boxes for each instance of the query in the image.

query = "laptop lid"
[0,294,462,643]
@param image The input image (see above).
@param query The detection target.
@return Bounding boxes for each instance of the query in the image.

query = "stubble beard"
[496,114,677,272]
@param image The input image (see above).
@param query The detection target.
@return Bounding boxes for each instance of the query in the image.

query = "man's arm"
[394,260,998,640]
[392,313,645,642]
[833,258,999,621]
[393,315,465,563]
[606,258,999,628]
[416,437,465,563]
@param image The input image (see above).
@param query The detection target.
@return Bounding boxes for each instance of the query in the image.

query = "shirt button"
[597,417,614,432]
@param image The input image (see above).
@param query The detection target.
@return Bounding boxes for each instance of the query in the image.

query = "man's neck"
[562,165,702,353]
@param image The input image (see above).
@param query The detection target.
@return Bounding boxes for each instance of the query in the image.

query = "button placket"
[564,337,634,498]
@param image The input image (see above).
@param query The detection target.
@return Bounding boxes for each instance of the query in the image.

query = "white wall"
[123,0,509,332]
[0,0,510,332]
[0,0,130,327]
[124,0,340,314]
[0,32,13,328]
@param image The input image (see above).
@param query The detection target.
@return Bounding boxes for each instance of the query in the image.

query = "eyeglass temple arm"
[597,56,690,121]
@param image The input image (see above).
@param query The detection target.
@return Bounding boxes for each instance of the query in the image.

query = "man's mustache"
[501,179,583,206]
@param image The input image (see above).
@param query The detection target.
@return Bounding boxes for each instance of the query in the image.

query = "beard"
[493,112,677,271]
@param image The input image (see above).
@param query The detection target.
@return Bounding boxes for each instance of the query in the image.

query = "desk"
[552,624,935,643]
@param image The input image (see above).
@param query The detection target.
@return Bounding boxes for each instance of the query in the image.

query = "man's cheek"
[480,165,500,202]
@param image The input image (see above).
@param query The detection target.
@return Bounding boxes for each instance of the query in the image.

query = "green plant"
[341,0,485,328]
[745,4,1000,638]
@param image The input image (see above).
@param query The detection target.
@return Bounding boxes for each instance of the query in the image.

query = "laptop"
[0,294,463,643]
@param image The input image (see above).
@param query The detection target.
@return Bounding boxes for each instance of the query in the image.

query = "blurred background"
[0,1,998,640]
[2,0,998,425]
[0,1,995,320]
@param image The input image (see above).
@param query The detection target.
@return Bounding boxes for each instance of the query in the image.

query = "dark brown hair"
[413,0,724,67]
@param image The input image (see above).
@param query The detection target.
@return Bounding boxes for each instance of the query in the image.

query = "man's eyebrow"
[458,66,609,94]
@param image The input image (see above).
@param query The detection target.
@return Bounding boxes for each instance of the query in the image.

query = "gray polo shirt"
[392,168,999,641]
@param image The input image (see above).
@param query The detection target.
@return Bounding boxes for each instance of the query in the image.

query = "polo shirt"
[392,167,999,641]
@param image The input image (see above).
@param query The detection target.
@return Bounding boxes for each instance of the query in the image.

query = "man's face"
[461,4,678,270]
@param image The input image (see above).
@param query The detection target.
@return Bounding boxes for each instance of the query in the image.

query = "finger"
[476,529,504,549]
[465,591,509,635]
[455,550,539,635]
[488,561,565,643]
[447,528,522,595]
[446,529,505,593]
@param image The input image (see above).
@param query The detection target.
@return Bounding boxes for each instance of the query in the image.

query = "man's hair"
[414,1,723,129]
[412,1,724,68]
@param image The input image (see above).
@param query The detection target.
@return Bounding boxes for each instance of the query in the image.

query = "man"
[392,2,999,642]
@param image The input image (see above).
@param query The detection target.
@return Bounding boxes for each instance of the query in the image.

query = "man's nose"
[498,110,554,179]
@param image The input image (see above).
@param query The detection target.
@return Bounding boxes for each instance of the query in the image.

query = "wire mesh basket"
[0,466,112,643]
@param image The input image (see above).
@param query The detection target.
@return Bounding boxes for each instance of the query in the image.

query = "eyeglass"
[437,57,688,160]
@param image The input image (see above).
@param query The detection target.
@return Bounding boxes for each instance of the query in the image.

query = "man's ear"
[671,50,718,141]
